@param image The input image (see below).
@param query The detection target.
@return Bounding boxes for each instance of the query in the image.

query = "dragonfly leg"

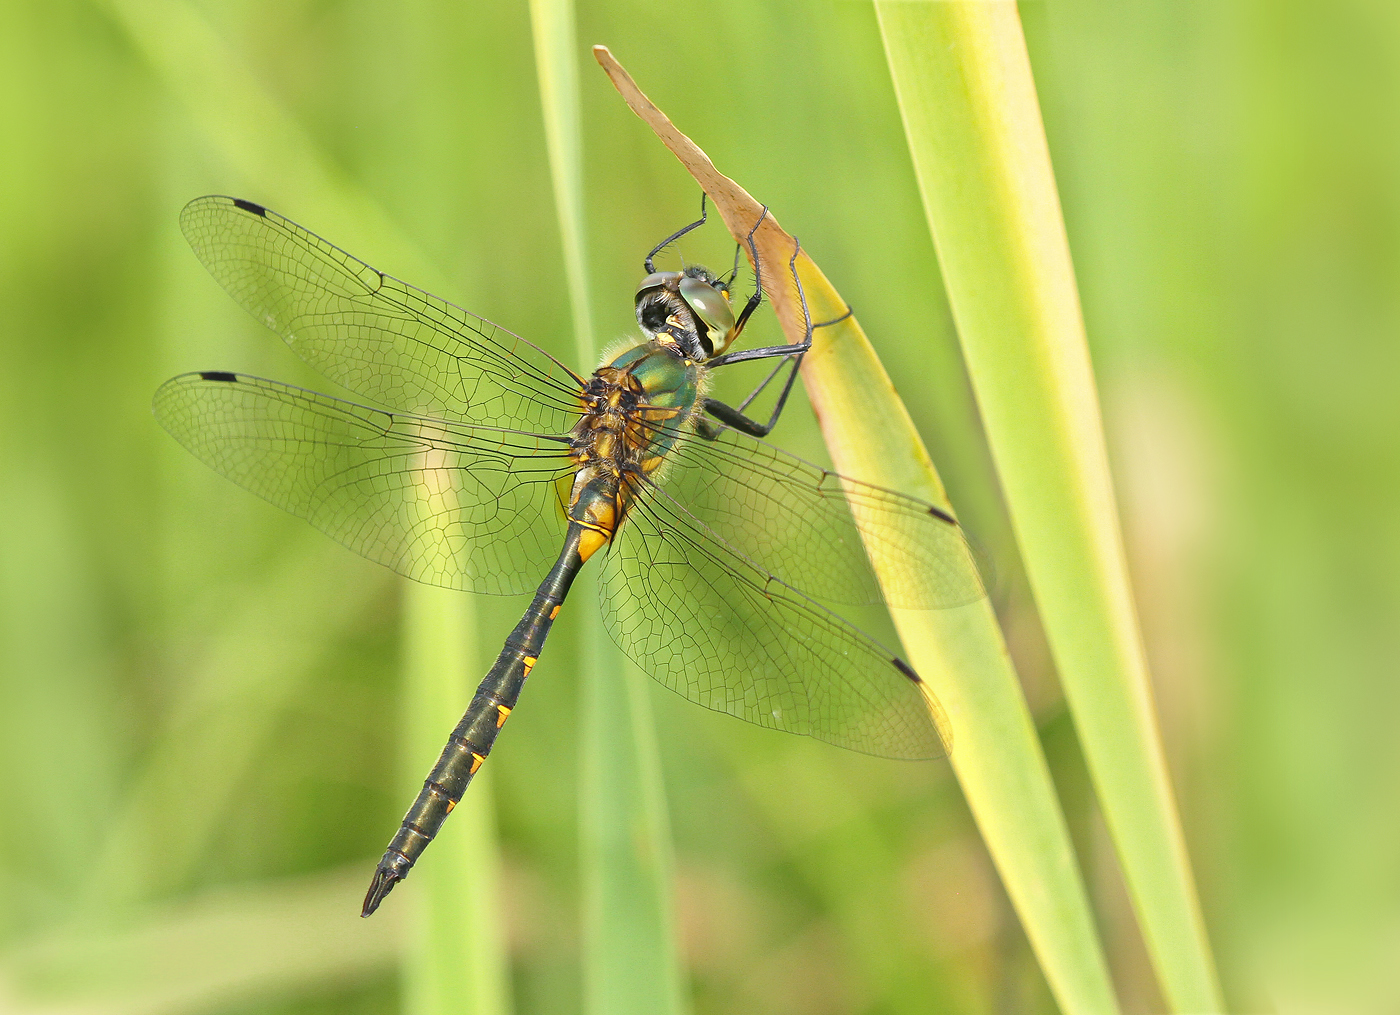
[644,192,709,274]
[645,198,771,348]
[701,236,852,439]
[726,207,769,345]
[701,354,803,439]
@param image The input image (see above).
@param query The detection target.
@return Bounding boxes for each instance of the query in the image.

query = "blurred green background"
[2,1,1397,1013]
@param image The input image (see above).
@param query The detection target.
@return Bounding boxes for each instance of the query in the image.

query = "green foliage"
[2,1,1397,1013]
[874,5,1217,1011]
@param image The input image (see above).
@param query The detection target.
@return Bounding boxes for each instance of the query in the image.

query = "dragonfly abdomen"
[361,525,588,917]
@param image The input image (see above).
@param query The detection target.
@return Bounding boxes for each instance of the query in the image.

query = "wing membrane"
[651,421,985,609]
[167,196,975,759]
[600,479,949,760]
[180,196,584,431]
[153,372,573,595]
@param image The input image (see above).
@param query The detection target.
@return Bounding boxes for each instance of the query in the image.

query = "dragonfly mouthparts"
[361,866,402,918]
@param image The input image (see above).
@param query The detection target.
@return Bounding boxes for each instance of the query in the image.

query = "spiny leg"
[645,198,770,347]
[701,236,852,440]
[645,192,709,274]
[727,206,769,345]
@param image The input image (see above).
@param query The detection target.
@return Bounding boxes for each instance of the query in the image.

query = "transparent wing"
[180,196,585,430]
[651,421,986,609]
[153,372,574,595]
[600,479,950,760]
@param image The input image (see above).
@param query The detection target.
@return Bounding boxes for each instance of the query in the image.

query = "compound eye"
[636,271,677,302]
[679,275,736,356]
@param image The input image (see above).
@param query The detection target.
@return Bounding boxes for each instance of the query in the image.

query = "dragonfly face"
[634,265,739,359]
[155,195,985,917]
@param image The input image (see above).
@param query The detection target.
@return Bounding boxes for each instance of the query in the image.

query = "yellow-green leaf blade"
[874,4,1222,1011]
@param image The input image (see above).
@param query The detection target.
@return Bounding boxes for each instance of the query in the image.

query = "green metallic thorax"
[565,341,702,557]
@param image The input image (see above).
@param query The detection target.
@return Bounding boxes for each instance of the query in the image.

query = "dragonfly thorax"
[634,265,737,361]
[569,356,695,477]
[563,348,703,559]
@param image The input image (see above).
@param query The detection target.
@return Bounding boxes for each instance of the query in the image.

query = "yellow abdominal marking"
[522,656,537,676]
[578,524,610,562]
[496,704,512,728]
[470,753,485,775]
[549,604,561,619]
[444,799,456,813]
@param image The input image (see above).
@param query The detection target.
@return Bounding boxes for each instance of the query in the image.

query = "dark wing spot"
[232,198,267,216]
[928,505,957,526]
[892,657,922,683]
[199,371,238,383]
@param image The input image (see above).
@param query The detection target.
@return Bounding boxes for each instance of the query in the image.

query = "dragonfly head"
[635,265,737,361]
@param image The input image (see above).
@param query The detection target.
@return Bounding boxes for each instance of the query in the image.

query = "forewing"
[599,480,949,760]
[180,196,584,430]
[654,422,985,609]
[153,372,573,595]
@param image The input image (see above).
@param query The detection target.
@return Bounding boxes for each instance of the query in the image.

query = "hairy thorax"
[565,341,702,561]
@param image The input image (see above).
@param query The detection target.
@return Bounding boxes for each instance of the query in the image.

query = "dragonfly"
[154,195,984,917]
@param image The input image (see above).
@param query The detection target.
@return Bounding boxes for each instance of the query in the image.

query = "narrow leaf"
[537,25,688,1015]
[874,4,1222,1011]
[402,583,511,1015]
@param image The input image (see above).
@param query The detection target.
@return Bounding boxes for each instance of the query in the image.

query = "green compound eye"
[679,275,736,356]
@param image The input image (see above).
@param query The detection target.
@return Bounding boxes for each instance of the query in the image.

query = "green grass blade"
[2,867,401,1013]
[530,0,594,362]
[593,47,1117,1015]
[106,0,514,1007]
[874,4,1222,1011]
[401,584,511,1015]
[802,305,1119,1015]
[531,15,687,1015]
[577,583,688,1015]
